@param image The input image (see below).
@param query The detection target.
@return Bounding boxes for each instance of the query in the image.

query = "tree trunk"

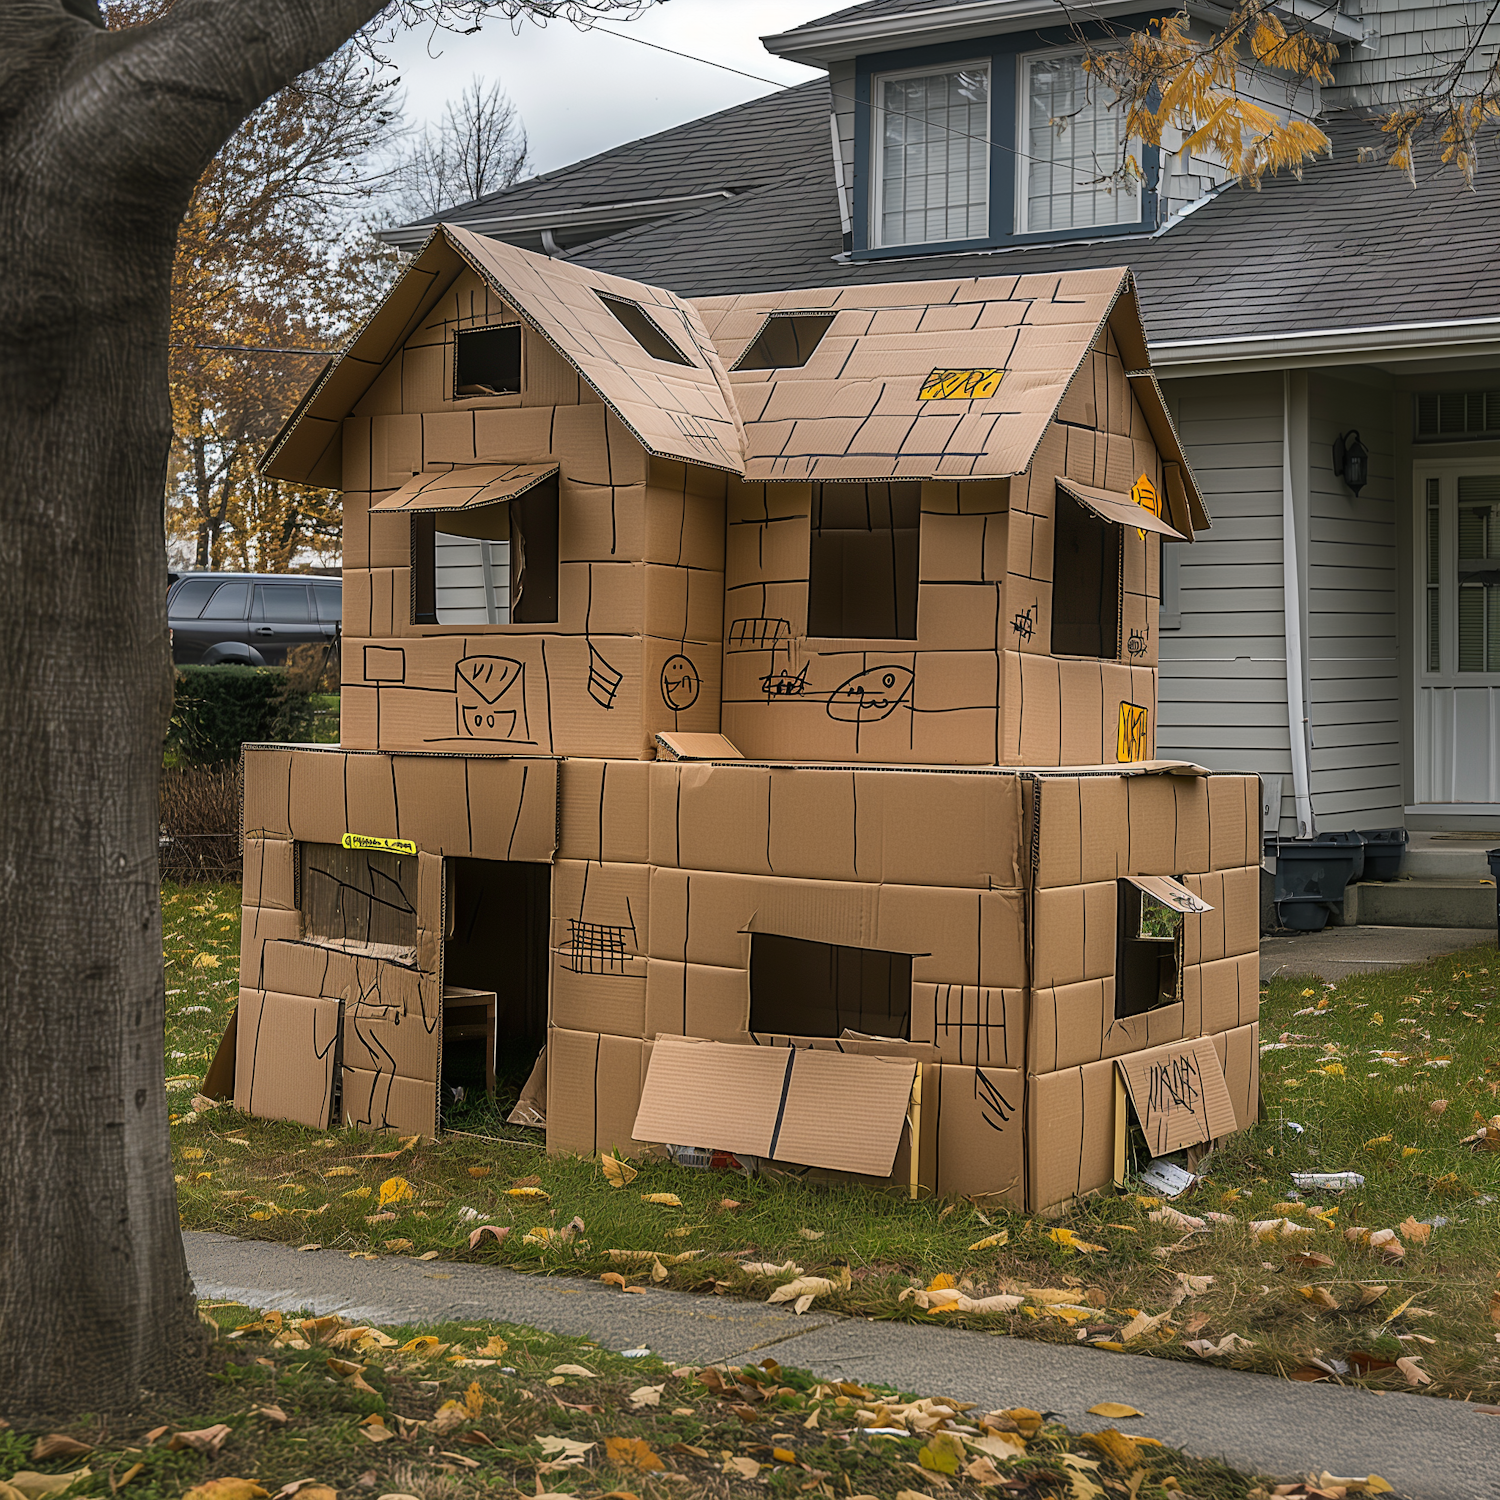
[0,0,382,1416]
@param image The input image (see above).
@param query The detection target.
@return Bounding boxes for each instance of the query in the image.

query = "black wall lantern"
[1333,430,1369,497]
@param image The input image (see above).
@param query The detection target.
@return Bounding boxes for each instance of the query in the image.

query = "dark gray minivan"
[167,571,341,665]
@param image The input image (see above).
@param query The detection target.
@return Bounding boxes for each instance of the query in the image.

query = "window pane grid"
[1457,475,1500,672]
[1426,477,1441,671]
[876,67,989,247]
[1023,51,1138,233]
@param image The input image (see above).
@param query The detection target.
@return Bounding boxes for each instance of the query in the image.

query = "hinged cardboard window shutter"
[1116,1037,1238,1157]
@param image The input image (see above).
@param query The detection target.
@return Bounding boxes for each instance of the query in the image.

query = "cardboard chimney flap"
[1116,1036,1239,1157]
[368,461,558,514]
[634,1036,916,1178]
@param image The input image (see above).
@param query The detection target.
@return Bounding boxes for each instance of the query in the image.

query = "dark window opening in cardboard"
[300,843,418,950]
[598,294,693,365]
[443,857,549,1118]
[1052,484,1121,658]
[1115,880,1184,1019]
[412,475,559,626]
[807,482,920,638]
[749,932,913,1039]
[455,325,522,397]
[734,312,837,371]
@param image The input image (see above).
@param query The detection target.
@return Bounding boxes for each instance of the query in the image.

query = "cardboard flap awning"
[654,732,744,761]
[368,462,559,515]
[1117,1037,1239,1156]
[1055,477,1191,542]
[1123,874,1214,915]
[634,1036,916,1177]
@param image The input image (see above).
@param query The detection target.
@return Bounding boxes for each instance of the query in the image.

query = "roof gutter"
[763,0,1360,65]
[1150,316,1500,378]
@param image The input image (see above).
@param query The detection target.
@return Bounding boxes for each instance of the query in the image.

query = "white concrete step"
[1402,833,1498,880]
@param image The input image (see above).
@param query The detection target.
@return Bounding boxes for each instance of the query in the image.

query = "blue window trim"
[852,19,1162,260]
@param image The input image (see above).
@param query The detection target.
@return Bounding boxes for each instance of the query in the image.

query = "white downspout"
[829,113,852,239]
[1282,370,1315,838]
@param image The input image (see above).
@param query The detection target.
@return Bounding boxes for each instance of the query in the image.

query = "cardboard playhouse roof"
[260,230,1208,533]
[693,269,1208,526]
[368,462,558,514]
[259,224,746,487]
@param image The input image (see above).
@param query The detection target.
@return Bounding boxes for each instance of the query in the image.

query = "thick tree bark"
[0,0,383,1415]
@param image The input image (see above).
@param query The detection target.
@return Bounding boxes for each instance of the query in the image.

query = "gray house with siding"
[384,0,1500,883]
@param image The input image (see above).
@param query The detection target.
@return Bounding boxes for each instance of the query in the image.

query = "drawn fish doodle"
[826,665,914,723]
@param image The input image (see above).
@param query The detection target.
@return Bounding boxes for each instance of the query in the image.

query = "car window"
[169,577,219,619]
[253,584,312,623]
[314,585,342,623]
[201,581,250,619]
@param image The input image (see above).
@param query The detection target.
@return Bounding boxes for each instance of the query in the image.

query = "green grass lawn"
[0,1306,1292,1500]
[165,883,1500,1404]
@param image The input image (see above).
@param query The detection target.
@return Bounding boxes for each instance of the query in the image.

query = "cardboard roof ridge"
[651,756,1210,778]
[259,225,746,488]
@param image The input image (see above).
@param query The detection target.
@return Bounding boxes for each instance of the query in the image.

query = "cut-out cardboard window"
[455,325,522,397]
[1052,483,1121,658]
[300,842,418,951]
[734,312,837,371]
[598,294,692,365]
[807,482,920,639]
[413,475,559,626]
[749,932,913,1039]
[1114,878,1185,1019]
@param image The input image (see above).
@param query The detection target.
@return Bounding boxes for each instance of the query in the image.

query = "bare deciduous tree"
[395,76,532,219]
[0,0,648,1419]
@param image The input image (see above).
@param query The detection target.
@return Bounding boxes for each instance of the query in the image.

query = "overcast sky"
[385,1,837,177]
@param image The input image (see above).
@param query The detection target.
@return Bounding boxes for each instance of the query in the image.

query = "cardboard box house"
[228,225,1258,1209]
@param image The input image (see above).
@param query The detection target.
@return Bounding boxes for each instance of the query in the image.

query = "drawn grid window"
[1021,50,1138,234]
[1458,474,1500,671]
[807,482,920,639]
[874,65,990,248]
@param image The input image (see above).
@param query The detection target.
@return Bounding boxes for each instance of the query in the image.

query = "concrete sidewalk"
[1261,924,1493,982]
[187,1231,1500,1500]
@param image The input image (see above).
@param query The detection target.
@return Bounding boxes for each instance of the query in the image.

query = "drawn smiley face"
[660,654,701,711]
[826,664,914,723]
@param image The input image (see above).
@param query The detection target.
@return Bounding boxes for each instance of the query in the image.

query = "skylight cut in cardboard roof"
[733,311,837,370]
[597,293,693,366]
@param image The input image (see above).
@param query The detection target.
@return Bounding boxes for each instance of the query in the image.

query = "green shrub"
[167,665,316,767]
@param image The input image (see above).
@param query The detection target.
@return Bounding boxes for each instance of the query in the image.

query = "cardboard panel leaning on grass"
[634,1035,918,1178]
[1116,1036,1240,1159]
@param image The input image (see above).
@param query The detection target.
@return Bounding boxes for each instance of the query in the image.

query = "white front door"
[1414,463,1500,807]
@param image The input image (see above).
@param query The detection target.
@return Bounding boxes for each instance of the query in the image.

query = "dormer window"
[598,294,693,365]
[734,311,836,371]
[871,63,990,248]
[1019,50,1139,234]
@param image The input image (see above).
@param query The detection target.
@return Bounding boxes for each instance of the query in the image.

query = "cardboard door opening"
[1115,879,1184,1019]
[413,476,559,626]
[749,932,913,1039]
[1052,485,1121,658]
[300,843,418,950]
[808,482,920,639]
[443,857,549,1115]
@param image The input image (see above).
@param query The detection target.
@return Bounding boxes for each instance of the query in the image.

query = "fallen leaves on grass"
[601,1154,637,1188]
[604,1437,664,1472]
[505,1187,549,1202]
[181,1483,267,1500]
[640,1193,681,1207]
[467,1225,508,1249]
[1086,1403,1142,1419]
[1182,1333,1256,1359]
[967,1231,1009,1252]
[536,1436,593,1466]
[29,1438,89,1462]
[1297,1286,1341,1311]
[1048,1227,1105,1253]
[169,1425,231,1457]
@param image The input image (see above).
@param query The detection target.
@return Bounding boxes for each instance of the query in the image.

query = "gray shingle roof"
[414,78,1500,346]
[771,0,996,31]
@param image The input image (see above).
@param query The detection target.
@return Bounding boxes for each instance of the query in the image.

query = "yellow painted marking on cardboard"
[342,832,417,856]
[1131,473,1160,539]
[1117,702,1149,764]
[918,367,1005,401]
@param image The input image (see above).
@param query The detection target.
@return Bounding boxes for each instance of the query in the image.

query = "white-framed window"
[870,61,990,248]
[1018,47,1139,234]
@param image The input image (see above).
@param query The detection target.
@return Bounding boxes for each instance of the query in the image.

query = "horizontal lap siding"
[1306,376,1402,830]
[1158,374,1289,788]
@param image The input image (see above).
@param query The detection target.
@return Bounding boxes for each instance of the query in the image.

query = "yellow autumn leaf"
[398,1336,445,1358]
[192,953,221,969]
[342,1187,371,1200]
[641,1192,682,1206]
[1087,1402,1143,1418]
[601,1153,638,1188]
[968,1231,1009,1251]
[377,1176,413,1208]
[506,1186,550,1201]
[605,1436,664,1472]
[927,1273,957,1291]
[181,1148,205,1161]
[1048,1227,1105,1253]
[323,1166,356,1177]
[181,1484,268,1500]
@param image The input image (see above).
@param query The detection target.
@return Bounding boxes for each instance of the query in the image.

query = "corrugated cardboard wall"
[339,269,725,761]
